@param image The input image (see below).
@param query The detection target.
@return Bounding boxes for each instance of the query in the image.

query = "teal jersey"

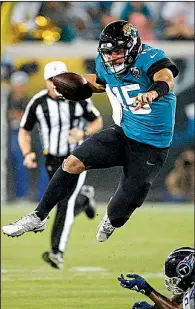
[96,44,178,148]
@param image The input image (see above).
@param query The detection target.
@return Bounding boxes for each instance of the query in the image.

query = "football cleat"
[96,211,115,242]
[85,204,96,219]
[2,211,48,237]
[81,185,96,219]
[42,251,64,270]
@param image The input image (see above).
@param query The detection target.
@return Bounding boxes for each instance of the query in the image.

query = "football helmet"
[98,20,141,74]
[163,247,195,295]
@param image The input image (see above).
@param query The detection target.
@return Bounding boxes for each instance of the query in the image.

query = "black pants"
[72,125,169,227]
[45,155,89,254]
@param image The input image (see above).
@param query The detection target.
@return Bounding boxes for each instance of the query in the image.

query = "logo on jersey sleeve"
[130,67,140,78]
[176,253,195,278]
[150,53,158,59]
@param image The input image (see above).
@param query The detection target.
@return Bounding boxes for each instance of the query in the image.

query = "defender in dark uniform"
[118,247,195,309]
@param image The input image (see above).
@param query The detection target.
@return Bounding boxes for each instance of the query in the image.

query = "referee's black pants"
[72,125,169,227]
[45,155,89,254]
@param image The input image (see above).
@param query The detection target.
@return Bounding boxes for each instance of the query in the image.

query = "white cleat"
[96,211,115,242]
[2,211,49,237]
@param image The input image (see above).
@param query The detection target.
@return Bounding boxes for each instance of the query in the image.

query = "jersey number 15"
[112,84,152,115]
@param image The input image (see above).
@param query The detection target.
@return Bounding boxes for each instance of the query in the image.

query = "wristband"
[148,81,169,99]
[145,283,154,296]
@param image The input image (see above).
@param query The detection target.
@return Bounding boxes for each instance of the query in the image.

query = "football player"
[2,21,179,240]
[118,247,194,309]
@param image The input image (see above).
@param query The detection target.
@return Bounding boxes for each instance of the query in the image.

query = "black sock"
[52,249,63,257]
[35,165,79,220]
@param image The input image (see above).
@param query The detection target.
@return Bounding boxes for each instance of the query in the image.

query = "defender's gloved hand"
[117,274,154,296]
[132,301,154,309]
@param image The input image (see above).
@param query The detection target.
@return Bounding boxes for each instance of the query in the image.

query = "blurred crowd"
[10,1,194,43]
[3,67,49,203]
[166,148,194,202]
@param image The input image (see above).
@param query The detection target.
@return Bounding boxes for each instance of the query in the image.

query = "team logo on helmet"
[123,23,133,36]
[123,23,137,37]
[176,253,195,278]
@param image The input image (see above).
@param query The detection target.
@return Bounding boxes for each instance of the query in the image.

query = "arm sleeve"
[20,98,38,131]
[147,58,179,80]
[79,99,101,122]
[143,49,179,79]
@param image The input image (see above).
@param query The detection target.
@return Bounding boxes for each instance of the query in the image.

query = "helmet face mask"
[98,20,141,75]
[163,247,195,295]
[163,267,183,295]
[100,47,129,74]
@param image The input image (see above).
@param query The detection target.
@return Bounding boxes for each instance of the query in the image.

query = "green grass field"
[2,203,194,309]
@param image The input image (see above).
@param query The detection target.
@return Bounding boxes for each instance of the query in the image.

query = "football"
[52,72,93,101]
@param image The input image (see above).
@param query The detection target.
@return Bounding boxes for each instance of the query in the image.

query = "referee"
[18,61,103,269]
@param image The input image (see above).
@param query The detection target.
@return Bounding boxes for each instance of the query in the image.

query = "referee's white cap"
[44,61,68,80]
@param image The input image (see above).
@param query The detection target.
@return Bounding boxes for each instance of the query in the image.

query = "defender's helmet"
[98,20,141,74]
[163,247,195,295]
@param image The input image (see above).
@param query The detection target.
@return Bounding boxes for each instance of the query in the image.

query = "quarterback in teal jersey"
[96,39,178,148]
[2,21,179,243]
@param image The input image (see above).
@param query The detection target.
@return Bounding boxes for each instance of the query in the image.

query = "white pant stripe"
[58,171,87,253]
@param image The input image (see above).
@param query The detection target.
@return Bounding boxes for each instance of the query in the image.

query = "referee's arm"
[18,93,39,168]
[84,116,103,137]
[82,99,103,137]
[18,128,37,168]
[18,127,32,157]
[68,116,103,144]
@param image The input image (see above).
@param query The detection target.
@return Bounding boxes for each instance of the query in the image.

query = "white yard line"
[69,266,107,272]
[2,267,163,281]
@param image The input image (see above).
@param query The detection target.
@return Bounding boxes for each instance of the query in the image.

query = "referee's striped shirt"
[20,89,101,157]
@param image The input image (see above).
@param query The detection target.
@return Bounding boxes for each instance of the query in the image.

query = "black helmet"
[98,20,141,75]
[163,247,195,295]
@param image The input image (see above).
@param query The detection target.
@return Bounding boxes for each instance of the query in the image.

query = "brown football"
[52,72,92,101]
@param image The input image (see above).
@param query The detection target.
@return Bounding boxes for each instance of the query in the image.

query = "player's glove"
[132,301,154,309]
[117,274,154,296]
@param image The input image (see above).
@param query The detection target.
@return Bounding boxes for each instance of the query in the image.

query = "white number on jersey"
[183,285,195,309]
[111,84,152,115]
